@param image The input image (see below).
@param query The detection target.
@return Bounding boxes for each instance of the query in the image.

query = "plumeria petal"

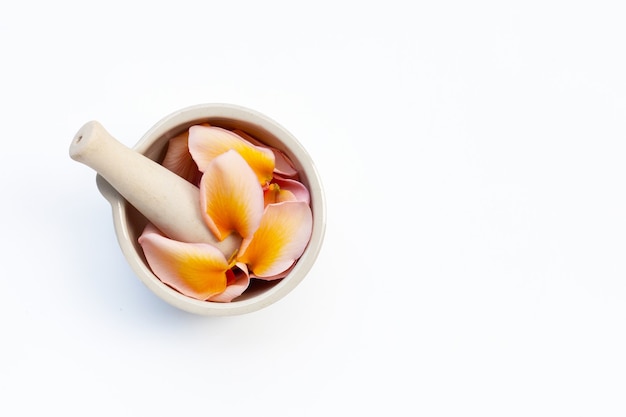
[251,262,295,281]
[188,125,275,185]
[208,263,250,302]
[138,224,230,300]
[233,129,299,178]
[200,150,264,241]
[264,183,296,206]
[264,177,310,206]
[237,201,313,278]
[161,131,203,185]
[271,149,299,178]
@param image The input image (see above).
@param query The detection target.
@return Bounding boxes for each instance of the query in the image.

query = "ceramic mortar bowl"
[95,103,326,316]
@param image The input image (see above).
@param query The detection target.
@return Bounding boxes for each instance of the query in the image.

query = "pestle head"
[69,121,102,163]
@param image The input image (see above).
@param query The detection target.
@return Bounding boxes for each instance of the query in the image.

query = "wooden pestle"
[69,121,242,257]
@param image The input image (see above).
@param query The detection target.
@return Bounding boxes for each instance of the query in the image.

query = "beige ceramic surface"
[70,103,326,316]
[70,120,242,256]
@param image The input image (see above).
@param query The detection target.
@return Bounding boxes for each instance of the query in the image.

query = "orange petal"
[250,262,295,282]
[264,182,296,206]
[208,263,250,302]
[138,224,230,300]
[237,201,313,278]
[233,129,298,178]
[199,150,265,241]
[264,177,310,206]
[161,131,202,185]
[188,125,275,185]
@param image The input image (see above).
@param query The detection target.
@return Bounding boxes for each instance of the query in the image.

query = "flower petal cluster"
[138,125,313,302]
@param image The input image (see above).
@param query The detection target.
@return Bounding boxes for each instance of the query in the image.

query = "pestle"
[69,121,242,258]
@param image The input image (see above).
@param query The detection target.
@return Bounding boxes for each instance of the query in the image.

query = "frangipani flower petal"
[271,149,299,178]
[200,150,264,241]
[264,177,310,206]
[251,262,295,282]
[189,125,275,185]
[233,129,298,178]
[161,131,202,185]
[264,183,296,206]
[238,201,313,278]
[138,224,230,300]
[208,263,250,302]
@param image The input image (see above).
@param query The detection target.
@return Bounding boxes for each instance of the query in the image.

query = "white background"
[2,1,626,415]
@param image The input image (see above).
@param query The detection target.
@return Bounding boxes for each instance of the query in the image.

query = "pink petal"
[138,224,230,300]
[251,262,295,281]
[188,125,275,185]
[265,177,311,205]
[237,201,313,277]
[264,183,296,206]
[208,263,251,302]
[161,131,203,185]
[271,148,299,178]
[199,150,265,241]
[233,129,299,178]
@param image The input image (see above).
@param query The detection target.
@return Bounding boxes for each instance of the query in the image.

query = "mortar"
[70,103,326,315]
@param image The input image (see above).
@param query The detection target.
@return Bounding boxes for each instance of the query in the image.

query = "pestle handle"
[69,121,241,258]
